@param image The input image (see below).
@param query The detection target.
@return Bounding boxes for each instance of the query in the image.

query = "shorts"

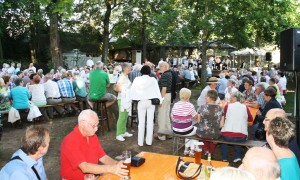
[76,95,87,102]
[89,93,115,102]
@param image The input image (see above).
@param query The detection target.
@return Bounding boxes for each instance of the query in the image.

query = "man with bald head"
[239,147,280,180]
[263,108,300,166]
[60,110,128,180]
[157,62,173,140]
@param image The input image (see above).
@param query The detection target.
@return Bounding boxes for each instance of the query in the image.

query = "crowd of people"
[0,57,299,179]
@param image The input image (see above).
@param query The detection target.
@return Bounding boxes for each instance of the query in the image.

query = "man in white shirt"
[197,77,220,107]
[86,56,94,67]
[28,63,36,73]
[43,73,65,118]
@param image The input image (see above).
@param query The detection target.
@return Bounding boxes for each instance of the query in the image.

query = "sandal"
[183,150,190,156]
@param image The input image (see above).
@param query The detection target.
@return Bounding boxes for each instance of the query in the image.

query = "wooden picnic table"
[98,151,229,180]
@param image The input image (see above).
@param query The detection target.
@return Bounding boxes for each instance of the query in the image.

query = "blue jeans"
[221,136,247,160]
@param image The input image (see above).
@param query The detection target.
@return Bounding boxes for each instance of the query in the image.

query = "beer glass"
[122,150,131,178]
[194,144,202,164]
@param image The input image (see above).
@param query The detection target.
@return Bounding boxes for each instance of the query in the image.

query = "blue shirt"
[8,86,30,110]
[278,155,300,180]
[183,70,191,80]
[0,149,47,180]
[217,78,228,94]
[57,78,75,98]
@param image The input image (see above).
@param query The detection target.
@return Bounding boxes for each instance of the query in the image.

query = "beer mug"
[194,142,204,164]
[122,150,131,179]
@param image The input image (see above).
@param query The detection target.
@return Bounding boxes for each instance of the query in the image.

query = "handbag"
[151,98,160,105]
[175,157,202,180]
[27,101,42,121]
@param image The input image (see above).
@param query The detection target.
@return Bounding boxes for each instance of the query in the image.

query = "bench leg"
[173,137,179,155]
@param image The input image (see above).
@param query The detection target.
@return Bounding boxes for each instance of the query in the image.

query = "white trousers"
[137,100,155,146]
[183,127,198,150]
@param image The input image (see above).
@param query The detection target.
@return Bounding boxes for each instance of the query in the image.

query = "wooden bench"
[158,129,266,155]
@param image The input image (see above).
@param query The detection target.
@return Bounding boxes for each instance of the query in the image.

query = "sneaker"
[116,135,125,142]
[122,132,133,137]
[223,159,228,162]
[233,158,241,163]
[157,135,166,141]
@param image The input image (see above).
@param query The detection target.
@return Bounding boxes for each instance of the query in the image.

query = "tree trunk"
[50,12,62,69]
[141,14,147,62]
[0,38,3,60]
[101,1,112,63]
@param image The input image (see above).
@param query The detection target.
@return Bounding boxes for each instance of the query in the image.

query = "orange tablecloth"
[98,152,229,180]
[247,106,258,126]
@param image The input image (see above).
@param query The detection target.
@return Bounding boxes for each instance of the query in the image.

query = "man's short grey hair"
[17,63,21,68]
[122,63,131,72]
[133,64,142,71]
[78,109,98,124]
[96,61,104,69]
[255,82,266,91]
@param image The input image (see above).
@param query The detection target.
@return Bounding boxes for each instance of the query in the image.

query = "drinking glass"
[122,150,131,179]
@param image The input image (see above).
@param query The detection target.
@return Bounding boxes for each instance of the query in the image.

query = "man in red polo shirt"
[60,109,128,180]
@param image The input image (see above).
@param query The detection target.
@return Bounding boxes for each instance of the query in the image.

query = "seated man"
[239,147,280,180]
[73,71,90,111]
[60,109,128,180]
[266,117,300,179]
[88,61,116,108]
[0,125,50,180]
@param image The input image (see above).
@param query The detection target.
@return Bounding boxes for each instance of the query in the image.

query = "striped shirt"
[171,101,197,135]
[57,78,75,98]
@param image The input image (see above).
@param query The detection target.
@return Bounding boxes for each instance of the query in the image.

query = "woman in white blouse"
[131,65,163,146]
[224,79,238,102]
[115,63,132,142]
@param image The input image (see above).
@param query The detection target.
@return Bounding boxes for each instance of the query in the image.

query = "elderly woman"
[197,89,224,155]
[221,91,253,162]
[224,79,238,102]
[171,88,198,157]
[8,78,30,110]
[131,65,162,146]
[115,63,132,142]
[28,74,49,120]
[0,78,11,112]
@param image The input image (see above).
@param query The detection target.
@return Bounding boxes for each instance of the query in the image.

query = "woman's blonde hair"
[179,88,191,101]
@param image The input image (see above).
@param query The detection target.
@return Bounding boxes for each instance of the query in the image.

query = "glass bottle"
[205,153,212,180]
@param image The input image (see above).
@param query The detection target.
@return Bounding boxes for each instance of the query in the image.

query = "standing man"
[157,62,173,141]
[88,61,116,109]
[86,55,94,68]
[0,125,50,180]
[60,110,128,180]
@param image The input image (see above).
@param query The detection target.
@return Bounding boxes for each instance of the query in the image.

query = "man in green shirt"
[88,61,116,108]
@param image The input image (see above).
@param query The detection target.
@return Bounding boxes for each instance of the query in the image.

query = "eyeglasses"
[84,120,99,130]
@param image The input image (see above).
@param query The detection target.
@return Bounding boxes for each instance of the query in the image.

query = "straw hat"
[206,77,220,84]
